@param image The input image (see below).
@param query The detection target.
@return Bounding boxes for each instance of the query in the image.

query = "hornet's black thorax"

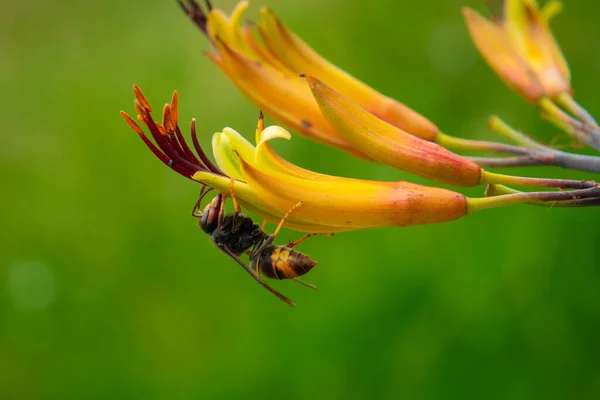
[209,214,266,255]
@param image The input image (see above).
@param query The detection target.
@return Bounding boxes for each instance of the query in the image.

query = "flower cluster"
[464,0,570,103]
[122,87,474,233]
[122,0,600,236]
[463,0,600,150]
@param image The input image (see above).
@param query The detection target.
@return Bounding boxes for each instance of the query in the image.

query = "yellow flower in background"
[180,0,441,158]
[463,0,571,103]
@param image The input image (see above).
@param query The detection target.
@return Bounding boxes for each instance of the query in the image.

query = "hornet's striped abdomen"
[257,246,318,280]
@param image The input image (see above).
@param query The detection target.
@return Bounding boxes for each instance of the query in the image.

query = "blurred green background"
[2,0,600,398]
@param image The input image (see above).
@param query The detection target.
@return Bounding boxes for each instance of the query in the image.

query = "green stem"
[487,115,547,150]
[478,117,600,173]
[481,170,595,189]
[555,92,598,127]
[469,155,553,168]
[486,184,600,207]
[467,186,600,214]
[539,97,600,151]
[436,132,532,155]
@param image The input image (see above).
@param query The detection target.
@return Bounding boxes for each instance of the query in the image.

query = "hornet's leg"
[219,244,295,307]
[287,233,335,248]
[253,201,303,256]
[191,185,213,218]
[217,193,227,230]
[292,278,318,291]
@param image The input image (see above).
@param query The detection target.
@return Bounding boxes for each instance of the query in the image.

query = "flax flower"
[463,0,570,103]
[121,86,600,235]
[181,0,595,164]
[120,86,468,230]
[120,87,343,233]
[464,0,600,150]
[179,0,440,156]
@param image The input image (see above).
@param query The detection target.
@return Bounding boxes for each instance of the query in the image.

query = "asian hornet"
[192,182,331,307]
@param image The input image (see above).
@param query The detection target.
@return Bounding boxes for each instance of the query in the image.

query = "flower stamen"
[191,119,224,175]
[133,84,152,112]
[170,91,179,126]
[121,86,226,182]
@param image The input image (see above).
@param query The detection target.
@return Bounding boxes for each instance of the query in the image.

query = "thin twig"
[479,115,600,173]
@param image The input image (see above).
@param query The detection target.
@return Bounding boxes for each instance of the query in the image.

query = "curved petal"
[536,1,571,91]
[237,146,467,229]
[504,0,570,96]
[258,7,440,141]
[241,24,295,74]
[463,7,544,102]
[209,128,357,233]
[206,36,367,157]
[191,171,351,233]
[211,129,254,180]
[207,9,234,45]
[255,125,374,184]
[304,75,482,187]
[228,1,251,51]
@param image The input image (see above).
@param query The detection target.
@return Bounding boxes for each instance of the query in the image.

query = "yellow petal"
[191,171,350,233]
[504,0,570,96]
[254,125,370,184]
[258,7,440,141]
[223,127,255,159]
[228,1,251,53]
[540,0,563,23]
[207,128,355,233]
[238,152,468,229]
[505,0,548,69]
[207,3,439,159]
[305,75,482,187]
[206,36,367,157]
[227,1,280,63]
[537,1,571,91]
[207,9,233,45]
[211,131,237,178]
[257,8,296,73]
[211,128,255,180]
[216,121,356,186]
[463,7,544,102]
[241,24,295,74]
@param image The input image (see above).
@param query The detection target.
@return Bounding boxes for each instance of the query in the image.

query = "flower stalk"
[467,185,600,213]
[486,184,600,207]
[539,98,600,151]
[485,116,600,173]
[555,93,598,128]
[486,115,548,150]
